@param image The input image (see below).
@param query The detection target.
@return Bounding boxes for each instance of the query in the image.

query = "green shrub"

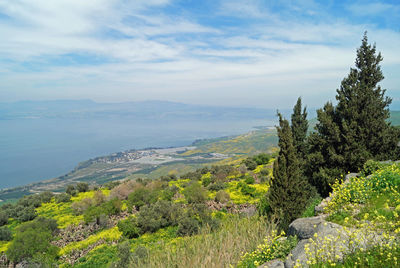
[110,241,133,268]
[207,182,226,191]
[128,187,158,210]
[252,153,271,165]
[361,160,389,176]
[183,182,207,204]
[39,191,54,203]
[84,206,106,225]
[243,158,257,170]
[118,217,140,239]
[77,182,89,193]
[18,194,42,208]
[177,216,200,236]
[0,226,12,241]
[237,181,256,196]
[0,212,8,226]
[66,185,76,196]
[6,218,59,264]
[202,176,212,187]
[244,176,255,184]
[132,246,149,264]
[136,200,181,234]
[214,190,230,203]
[15,206,37,222]
[103,198,122,216]
[55,193,71,203]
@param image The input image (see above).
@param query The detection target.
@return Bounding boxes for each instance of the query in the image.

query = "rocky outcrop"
[284,218,349,268]
[258,259,285,268]
[287,216,325,240]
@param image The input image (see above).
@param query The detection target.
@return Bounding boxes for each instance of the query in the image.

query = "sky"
[0,0,399,109]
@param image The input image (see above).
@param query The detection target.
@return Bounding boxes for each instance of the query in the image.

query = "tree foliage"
[307,33,400,196]
[267,113,312,230]
[291,97,308,159]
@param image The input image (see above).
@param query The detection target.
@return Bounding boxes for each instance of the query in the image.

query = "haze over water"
[0,101,276,189]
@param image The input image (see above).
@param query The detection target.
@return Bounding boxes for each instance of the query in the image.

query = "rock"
[258,259,284,268]
[344,173,359,184]
[287,216,324,240]
[284,239,309,268]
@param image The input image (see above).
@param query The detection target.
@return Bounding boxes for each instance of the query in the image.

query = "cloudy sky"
[0,0,399,108]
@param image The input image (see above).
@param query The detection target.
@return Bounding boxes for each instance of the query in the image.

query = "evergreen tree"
[268,113,312,230]
[291,97,308,159]
[307,32,400,197]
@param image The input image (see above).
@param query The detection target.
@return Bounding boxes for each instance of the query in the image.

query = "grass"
[133,215,275,268]
[301,195,323,218]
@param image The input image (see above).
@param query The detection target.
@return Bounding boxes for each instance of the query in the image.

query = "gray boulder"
[284,239,309,268]
[287,216,324,240]
[258,259,284,268]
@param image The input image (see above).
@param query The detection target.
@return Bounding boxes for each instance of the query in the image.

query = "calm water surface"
[0,118,272,188]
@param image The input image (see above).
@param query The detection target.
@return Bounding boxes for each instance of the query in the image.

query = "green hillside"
[0,155,278,267]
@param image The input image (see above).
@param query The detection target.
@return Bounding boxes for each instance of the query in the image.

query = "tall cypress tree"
[268,113,311,230]
[291,97,308,160]
[307,32,400,197]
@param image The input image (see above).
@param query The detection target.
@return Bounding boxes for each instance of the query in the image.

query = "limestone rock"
[287,216,324,240]
[284,239,309,268]
[258,259,284,268]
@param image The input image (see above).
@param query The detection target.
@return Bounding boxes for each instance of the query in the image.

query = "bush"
[183,182,207,204]
[77,182,89,193]
[136,200,181,234]
[207,182,227,191]
[110,241,133,267]
[66,185,77,196]
[103,198,122,216]
[252,153,271,165]
[6,218,59,264]
[104,181,121,190]
[202,176,212,187]
[18,194,42,208]
[132,246,149,264]
[55,193,71,203]
[39,191,54,203]
[15,206,37,222]
[244,176,255,184]
[237,182,256,196]
[109,181,136,200]
[128,187,158,210]
[118,217,140,239]
[71,198,93,214]
[214,190,230,203]
[84,206,106,225]
[93,190,106,205]
[177,216,200,236]
[0,226,12,241]
[243,158,258,170]
[0,212,8,226]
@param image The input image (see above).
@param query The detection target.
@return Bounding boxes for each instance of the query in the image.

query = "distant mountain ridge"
[0,100,289,121]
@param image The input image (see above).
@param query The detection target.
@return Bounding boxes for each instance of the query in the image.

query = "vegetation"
[307,33,400,197]
[267,113,313,230]
[299,162,400,267]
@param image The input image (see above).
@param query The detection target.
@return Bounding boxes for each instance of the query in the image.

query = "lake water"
[0,117,273,188]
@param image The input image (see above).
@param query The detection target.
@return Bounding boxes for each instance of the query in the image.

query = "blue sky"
[0,0,399,108]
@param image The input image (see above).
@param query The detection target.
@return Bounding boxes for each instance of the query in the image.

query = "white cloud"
[347,2,397,16]
[0,0,399,108]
